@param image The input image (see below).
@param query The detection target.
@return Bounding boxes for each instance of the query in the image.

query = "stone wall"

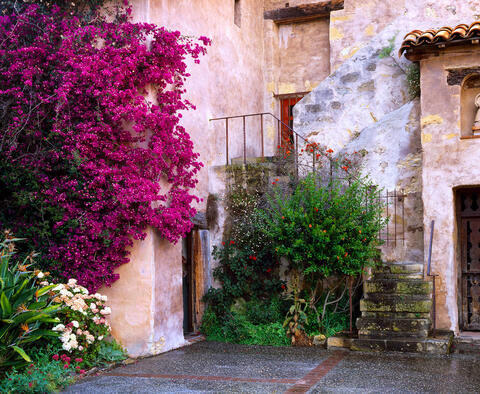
[329,0,480,71]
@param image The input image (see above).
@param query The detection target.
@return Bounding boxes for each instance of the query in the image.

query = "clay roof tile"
[399,22,480,57]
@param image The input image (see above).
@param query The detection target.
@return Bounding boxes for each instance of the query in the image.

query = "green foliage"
[0,235,61,371]
[201,298,289,347]
[96,341,127,366]
[406,63,421,99]
[203,165,284,317]
[205,244,283,315]
[378,36,396,59]
[0,161,67,276]
[303,292,349,338]
[244,297,285,325]
[260,173,385,279]
[0,345,77,393]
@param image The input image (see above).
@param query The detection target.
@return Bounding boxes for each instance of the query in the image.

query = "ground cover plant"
[0,0,209,291]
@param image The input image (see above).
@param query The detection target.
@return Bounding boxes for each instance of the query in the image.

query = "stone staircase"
[348,262,452,353]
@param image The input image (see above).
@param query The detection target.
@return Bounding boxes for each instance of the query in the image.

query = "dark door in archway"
[458,188,480,330]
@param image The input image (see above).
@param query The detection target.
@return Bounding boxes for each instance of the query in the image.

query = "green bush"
[260,173,385,278]
[0,234,61,371]
[203,241,284,318]
[201,298,289,347]
[0,345,78,393]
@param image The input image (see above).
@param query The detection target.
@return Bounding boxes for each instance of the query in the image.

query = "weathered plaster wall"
[329,0,480,71]
[263,1,331,137]
[340,100,423,263]
[420,50,480,333]
[293,25,410,151]
[105,0,269,356]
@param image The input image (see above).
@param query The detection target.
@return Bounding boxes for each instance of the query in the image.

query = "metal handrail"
[209,112,310,166]
[426,219,438,336]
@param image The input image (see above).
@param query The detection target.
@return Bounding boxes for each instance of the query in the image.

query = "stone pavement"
[64,341,480,393]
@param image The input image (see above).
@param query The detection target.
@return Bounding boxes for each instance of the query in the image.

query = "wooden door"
[280,96,302,148]
[459,189,480,330]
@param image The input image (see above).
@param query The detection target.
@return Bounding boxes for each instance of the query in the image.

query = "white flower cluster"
[47,278,111,353]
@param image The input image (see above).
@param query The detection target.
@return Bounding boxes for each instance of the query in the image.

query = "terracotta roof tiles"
[400,22,480,56]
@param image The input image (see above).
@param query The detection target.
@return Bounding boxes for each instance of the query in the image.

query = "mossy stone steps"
[360,294,431,313]
[364,279,432,295]
[354,262,434,352]
[357,317,430,336]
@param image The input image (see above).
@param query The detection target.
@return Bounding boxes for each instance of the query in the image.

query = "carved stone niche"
[461,74,480,137]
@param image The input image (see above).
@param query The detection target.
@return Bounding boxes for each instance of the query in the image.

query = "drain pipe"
[426,220,438,337]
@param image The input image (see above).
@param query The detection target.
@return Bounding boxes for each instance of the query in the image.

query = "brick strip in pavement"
[284,350,347,393]
[104,350,346,392]
[104,372,297,385]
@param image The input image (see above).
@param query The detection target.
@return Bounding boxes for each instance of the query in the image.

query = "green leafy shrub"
[244,297,285,325]
[0,234,61,371]
[201,309,289,347]
[260,173,385,278]
[96,341,127,366]
[0,345,80,393]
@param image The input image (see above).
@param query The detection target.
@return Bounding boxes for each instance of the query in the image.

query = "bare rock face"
[340,99,421,193]
[293,26,411,152]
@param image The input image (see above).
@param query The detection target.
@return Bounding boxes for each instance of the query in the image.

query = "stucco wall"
[420,50,480,333]
[105,0,269,356]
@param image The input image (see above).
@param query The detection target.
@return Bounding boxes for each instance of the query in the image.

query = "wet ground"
[64,341,480,393]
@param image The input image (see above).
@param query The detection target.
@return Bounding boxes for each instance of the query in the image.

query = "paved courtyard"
[65,341,480,393]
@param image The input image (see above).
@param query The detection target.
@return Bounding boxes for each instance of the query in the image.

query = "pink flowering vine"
[0,3,210,290]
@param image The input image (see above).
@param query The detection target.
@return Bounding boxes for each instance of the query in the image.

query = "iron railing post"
[260,113,264,158]
[225,118,229,166]
[243,116,246,165]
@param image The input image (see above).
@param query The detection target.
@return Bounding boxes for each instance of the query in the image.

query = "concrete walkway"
[65,341,480,393]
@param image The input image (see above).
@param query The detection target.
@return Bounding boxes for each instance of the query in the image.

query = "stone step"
[360,294,431,313]
[452,334,480,354]
[364,279,432,295]
[356,317,431,334]
[350,336,452,354]
[372,272,424,280]
[358,329,429,339]
[373,263,423,275]
[361,311,431,319]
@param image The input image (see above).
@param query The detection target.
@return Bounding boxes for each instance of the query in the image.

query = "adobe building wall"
[103,0,269,357]
[419,50,480,334]
[263,1,331,123]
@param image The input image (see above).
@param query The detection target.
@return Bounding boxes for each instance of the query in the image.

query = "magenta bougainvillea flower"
[0,3,210,291]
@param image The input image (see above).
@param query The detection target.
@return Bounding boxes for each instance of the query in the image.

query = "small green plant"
[96,341,127,366]
[283,273,308,345]
[379,36,396,59]
[0,234,61,371]
[406,63,420,99]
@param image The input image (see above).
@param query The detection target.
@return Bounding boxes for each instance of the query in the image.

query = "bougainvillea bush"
[0,2,209,291]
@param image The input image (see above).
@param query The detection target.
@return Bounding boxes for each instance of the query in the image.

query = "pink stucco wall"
[420,49,480,333]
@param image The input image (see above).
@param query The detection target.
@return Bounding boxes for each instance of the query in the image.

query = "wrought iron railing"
[210,112,412,248]
[209,112,311,170]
